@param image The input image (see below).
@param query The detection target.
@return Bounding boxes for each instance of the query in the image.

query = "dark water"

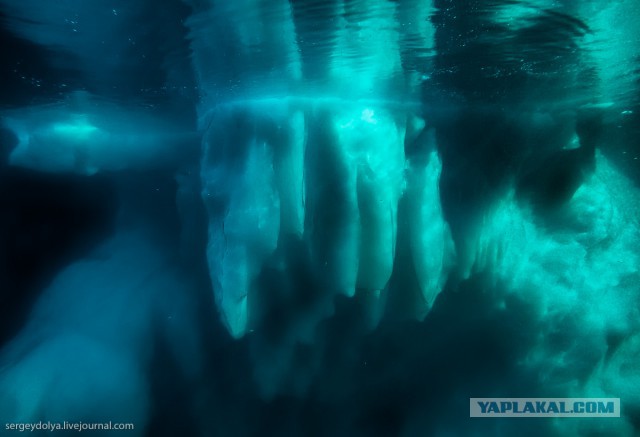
[1,1,639,436]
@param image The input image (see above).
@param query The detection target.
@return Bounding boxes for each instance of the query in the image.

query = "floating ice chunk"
[201,101,422,336]
[3,93,198,175]
[200,101,455,338]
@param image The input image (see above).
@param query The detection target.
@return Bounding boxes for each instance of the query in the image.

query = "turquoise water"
[0,1,639,435]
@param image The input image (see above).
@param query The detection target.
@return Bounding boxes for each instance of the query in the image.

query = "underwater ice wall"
[0,0,639,433]
[187,0,454,395]
[187,0,640,426]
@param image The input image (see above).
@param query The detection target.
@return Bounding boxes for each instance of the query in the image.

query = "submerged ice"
[1,0,640,435]
[199,98,453,340]
[3,92,199,175]
[187,0,448,339]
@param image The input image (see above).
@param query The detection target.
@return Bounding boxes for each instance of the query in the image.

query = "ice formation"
[3,92,199,175]
[0,0,639,434]
[186,0,454,340]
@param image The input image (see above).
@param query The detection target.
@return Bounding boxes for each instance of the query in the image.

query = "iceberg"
[1,0,640,433]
